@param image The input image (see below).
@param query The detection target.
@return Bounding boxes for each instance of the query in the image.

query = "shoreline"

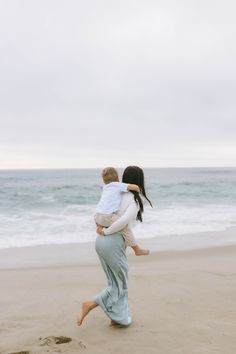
[0,227,235,270]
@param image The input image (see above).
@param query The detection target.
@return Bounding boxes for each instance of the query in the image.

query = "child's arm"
[127,184,140,193]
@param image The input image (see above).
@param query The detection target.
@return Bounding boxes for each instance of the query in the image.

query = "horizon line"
[0,166,236,171]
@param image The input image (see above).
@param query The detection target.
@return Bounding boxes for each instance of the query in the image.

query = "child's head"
[102,167,119,184]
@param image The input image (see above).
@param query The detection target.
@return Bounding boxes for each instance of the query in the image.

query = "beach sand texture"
[1,244,236,354]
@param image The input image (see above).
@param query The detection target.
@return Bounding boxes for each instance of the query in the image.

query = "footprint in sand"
[39,336,72,346]
[39,336,86,350]
[78,341,86,349]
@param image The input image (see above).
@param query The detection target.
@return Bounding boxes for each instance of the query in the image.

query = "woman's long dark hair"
[122,166,152,222]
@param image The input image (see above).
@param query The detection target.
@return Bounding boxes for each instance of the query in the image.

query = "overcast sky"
[0,0,235,168]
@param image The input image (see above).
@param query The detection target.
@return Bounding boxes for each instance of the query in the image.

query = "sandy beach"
[1,235,236,354]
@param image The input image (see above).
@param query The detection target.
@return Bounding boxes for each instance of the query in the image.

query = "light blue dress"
[94,192,139,326]
[95,233,131,326]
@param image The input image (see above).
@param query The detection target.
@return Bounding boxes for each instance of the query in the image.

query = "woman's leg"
[95,234,131,326]
[77,234,131,327]
[77,300,98,326]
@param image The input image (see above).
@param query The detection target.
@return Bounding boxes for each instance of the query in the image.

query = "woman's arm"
[103,201,138,235]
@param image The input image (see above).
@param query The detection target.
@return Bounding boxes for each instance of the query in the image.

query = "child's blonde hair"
[102,167,119,184]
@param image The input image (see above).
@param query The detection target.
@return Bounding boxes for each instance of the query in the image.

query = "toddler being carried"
[94,167,149,256]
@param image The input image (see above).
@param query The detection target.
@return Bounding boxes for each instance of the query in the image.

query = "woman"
[77,166,152,327]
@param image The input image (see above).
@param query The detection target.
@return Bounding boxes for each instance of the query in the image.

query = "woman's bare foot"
[132,245,150,256]
[77,300,97,326]
[110,320,119,326]
[109,320,129,328]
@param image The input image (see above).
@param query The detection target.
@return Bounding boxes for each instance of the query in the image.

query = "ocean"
[0,168,236,249]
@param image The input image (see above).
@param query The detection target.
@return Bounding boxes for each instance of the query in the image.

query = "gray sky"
[0,0,236,168]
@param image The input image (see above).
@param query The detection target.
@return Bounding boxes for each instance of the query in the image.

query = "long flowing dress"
[94,192,139,326]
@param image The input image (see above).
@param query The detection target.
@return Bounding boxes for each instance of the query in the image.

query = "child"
[94,167,149,256]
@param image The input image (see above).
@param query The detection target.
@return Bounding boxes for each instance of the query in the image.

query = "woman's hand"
[96,225,104,235]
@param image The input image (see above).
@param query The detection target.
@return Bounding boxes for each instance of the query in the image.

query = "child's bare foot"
[132,245,150,256]
[77,300,97,326]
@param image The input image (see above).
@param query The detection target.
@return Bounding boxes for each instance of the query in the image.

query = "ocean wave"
[1,204,236,249]
[1,168,236,249]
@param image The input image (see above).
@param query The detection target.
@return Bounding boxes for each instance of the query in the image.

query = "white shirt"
[96,182,129,214]
[103,192,139,236]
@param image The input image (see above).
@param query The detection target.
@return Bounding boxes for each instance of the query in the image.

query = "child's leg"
[111,214,150,256]
[131,244,150,256]
[94,213,113,228]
